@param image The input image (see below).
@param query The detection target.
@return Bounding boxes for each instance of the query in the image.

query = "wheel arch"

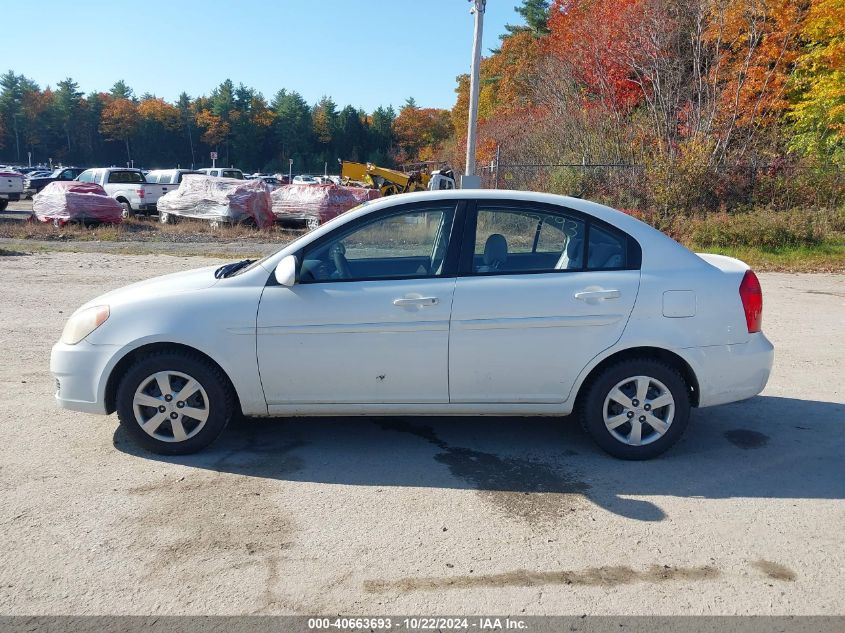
[104,342,241,415]
[573,346,700,410]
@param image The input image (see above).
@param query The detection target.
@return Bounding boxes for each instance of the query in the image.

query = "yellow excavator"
[339,160,455,196]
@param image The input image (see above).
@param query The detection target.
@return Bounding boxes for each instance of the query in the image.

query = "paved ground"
[0,250,842,616]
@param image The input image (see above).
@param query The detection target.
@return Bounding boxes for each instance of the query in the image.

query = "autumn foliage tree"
[99,97,139,162]
[447,0,842,211]
[392,100,453,163]
[788,0,845,167]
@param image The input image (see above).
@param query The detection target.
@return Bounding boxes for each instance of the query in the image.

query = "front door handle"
[393,297,439,307]
[574,288,621,302]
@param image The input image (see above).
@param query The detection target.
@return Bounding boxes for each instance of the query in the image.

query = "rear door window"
[471,206,585,273]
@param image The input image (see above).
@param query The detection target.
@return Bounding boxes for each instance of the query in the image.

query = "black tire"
[119,201,133,219]
[115,350,234,455]
[580,358,690,460]
[0,199,8,211]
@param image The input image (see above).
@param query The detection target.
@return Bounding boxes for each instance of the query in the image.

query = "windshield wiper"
[214,259,255,279]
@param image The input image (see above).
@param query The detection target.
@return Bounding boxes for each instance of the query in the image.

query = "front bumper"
[686,332,774,408]
[50,340,119,414]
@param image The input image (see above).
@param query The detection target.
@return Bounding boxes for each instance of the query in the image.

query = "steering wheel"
[329,242,351,279]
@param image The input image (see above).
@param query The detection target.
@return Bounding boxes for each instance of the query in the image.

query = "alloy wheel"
[602,375,675,446]
[132,370,210,442]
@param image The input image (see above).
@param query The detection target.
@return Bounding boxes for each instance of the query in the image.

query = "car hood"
[78,265,221,312]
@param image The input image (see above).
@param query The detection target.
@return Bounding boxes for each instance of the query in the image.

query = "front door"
[257,202,461,408]
[449,201,641,404]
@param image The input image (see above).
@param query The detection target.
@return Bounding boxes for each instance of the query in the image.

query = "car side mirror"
[274,255,298,287]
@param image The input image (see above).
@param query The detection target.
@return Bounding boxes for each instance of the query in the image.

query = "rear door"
[448,199,641,404]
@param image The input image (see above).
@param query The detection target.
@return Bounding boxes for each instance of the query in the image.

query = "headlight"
[61,305,110,345]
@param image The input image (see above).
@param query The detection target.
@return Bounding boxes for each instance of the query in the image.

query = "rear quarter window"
[587,224,628,270]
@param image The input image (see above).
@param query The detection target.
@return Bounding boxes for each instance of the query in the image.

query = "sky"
[2,0,521,112]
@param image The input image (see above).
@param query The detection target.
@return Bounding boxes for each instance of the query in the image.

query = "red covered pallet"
[32,181,123,226]
[271,184,380,229]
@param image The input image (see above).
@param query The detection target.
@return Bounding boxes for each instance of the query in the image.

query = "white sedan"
[51,190,773,459]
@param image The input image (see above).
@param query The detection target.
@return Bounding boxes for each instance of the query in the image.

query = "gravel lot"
[0,250,842,616]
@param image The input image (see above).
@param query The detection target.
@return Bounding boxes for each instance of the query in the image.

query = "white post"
[462,0,486,188]
[289,158,293,183]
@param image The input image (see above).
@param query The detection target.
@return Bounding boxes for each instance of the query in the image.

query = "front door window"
[300,205,457,283]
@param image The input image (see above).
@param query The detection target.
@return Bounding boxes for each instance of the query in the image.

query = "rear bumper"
[137,203,157,212]
[0,193,21,201]
[685,333,774,407]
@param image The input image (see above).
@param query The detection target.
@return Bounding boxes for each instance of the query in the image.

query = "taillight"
[136,188,145,198]
[739,269,763,333]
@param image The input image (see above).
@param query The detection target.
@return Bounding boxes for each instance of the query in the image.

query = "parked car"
[75,168,173,217]
[196,168,244,180]
[144,169,203,185]
[258,176,282,190]
[51,190,773,459]
[0,169,24,211]
[292,175,319,185]
[27,170,54,179]
[24,167,86,197]
[32,181,123,227]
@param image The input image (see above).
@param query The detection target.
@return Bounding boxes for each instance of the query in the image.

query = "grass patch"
[688,238,845,272]
[623,207,845,271]
[0,216,306,244]
[3,206,844,272]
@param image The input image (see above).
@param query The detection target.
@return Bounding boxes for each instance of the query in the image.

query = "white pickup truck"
[0,170,24,211]
[75,168,174,218]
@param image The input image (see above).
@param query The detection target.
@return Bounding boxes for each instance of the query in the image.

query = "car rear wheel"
[159,211,174,224]
[119,201,133,219]
[0,199,8,211]
[115,351,233,455]
[580,358,690,460]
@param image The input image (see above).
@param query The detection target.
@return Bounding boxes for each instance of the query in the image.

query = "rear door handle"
[574,289,621,302]
[393,297,439,307]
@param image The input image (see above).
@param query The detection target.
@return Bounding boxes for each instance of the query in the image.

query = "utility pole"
[462,0,485,189]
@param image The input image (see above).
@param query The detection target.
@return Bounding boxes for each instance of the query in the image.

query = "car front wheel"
[115,351,233,454]
[581,358,690,460]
